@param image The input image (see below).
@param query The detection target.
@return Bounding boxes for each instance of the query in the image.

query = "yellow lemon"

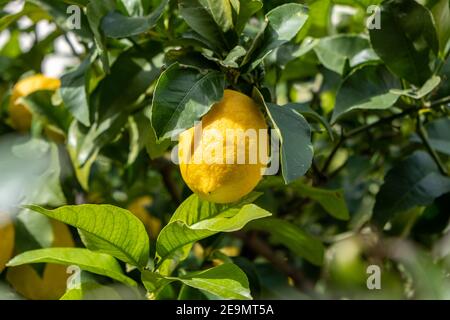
[0,213,15,273]
[6,220,75,300]
[178,89,268,203]
[127,196,162,239]
[9,74,61,132]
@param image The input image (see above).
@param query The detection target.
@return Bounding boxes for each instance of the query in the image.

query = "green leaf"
[24,204,150,267]
[247,217,325,266]
[117,0,144,16]
[7,248,136,286]
[411,118,450,156]
[221,45,247,68]
[235,0,262,34]
[392,75,441,99]
[20,90,72,132]
[179,0,229,52]
[67,121,99,190]
[243,3,309,71]
[26,0,92,39]
[135,110,172,159]
[373,151,450,226]
[428,0,450,55]
[369,0,439,86]
[60,55,93,126]
[7,139,67,207]
[177,263,251,300]
[199,0,234,33]
[151,63,225,140]
[297,0,331,39]
[285,103,334,140]
[254,89,313,184]
[102,0,168,38]
[295,184,349,220]
[313,34,379,75]
[156,194,270,263]
[331,65,402,123]
[15,209,53,252]
[143,263,251,300]
[86,0,116,72]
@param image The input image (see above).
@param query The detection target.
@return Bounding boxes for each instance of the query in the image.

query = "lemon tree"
[0,0,450,301]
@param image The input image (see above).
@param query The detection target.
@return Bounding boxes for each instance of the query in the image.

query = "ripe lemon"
[6,220,75,300]
[0,212,15,273]
[9,74,61,132]
[178,89,268,203]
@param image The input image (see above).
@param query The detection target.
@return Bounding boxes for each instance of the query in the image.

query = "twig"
[321,133,344,173]
[416,116,448,176]
[64,33,80,57]
[426,95,450,109]
[345,108,415,138]
[321,108,416,174]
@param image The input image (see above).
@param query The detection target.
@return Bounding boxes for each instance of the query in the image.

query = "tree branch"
[416,116,448,176]
[321,108,417,174]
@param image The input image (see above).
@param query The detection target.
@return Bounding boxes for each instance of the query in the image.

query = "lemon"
[6,220,75,300]
[9,74,61,132]
[178,89,268,203]
[0,212,15,273]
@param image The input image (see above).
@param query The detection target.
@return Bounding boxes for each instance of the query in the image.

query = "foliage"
[0,0,450,300]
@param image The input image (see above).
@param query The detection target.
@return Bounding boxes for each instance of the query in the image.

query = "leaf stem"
[416,116,448,176]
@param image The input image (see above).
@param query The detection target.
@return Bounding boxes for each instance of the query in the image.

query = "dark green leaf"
[295,184,349,220]
[151,63,225,140]
[369,0,439,86]
[86,0,116,72]
[247,217,325,266]
[428,0,450,55]
[285,103,333,139]
[331,65,402,123]
[102,0,168,38]
[198,0,234,33]
[235,0,262,34]
[179,0,228,52]
[60,55,94,126]
[253,88,313,184]
[373,151,450,226]
[243,3,309,71]
[21,90,72,132]
[411,118,450,156]
[313,34,379,75]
